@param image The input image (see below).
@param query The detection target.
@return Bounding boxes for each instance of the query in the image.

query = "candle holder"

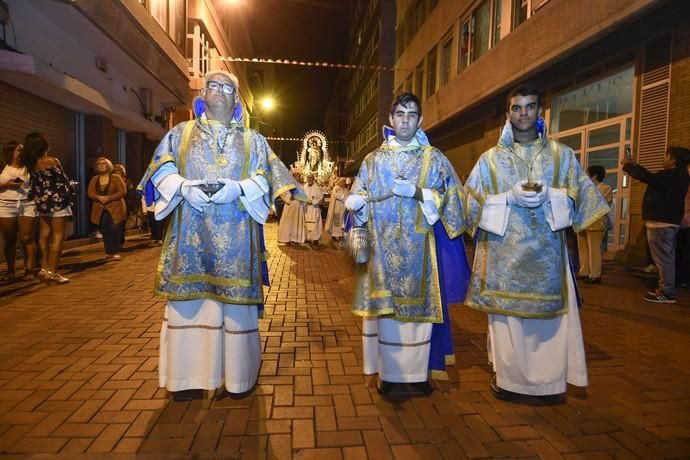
[197,182,223,197]
[522,182,543,193]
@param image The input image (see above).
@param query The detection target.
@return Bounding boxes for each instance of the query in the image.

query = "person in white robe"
[345,93,467,395]
[324,177,349,240]
[464,83,609,399]
[137,70,305,400]
[303,174,323,243]
[278,172,307,244]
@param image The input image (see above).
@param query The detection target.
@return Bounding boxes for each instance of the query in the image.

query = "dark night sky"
[241,0,350,141]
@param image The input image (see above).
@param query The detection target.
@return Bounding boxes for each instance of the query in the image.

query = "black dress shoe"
[377,380,396,395]
[583,277,601,284]
[575,274,588,281]
[377,380,433,397]
[409,381,433,396]
[171,389,204,402]
[489,375,514,401]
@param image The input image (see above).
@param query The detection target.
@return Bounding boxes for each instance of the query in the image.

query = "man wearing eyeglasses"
[138,70,305,400]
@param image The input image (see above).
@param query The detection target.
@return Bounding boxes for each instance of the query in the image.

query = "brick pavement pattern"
[0,224,689,458]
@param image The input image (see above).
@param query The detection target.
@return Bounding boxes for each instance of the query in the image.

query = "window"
[415,0,427,30]
[415,62,424,99]
[513,0,528,29]
[406,0,433,46]
[493,0,503,45]
[169,0,186,52]
[150,0,168,33]
[407,8,418,44]
[142,0,186,52]
[473,0,491,61]
[396,25,406,59]
[426,47,437,98]
[458,19,470,72]
[550,67,634,133]
[441,36,453,86]
[458,0,503,72]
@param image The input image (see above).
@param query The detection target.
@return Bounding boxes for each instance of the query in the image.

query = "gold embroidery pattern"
[378,339,431,347]
[224,328,259,335]
[466,139,609,318]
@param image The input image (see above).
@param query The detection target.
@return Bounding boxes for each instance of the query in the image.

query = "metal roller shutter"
[0,81,77,177]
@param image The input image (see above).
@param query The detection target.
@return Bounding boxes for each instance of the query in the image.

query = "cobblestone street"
[0,223,689,459]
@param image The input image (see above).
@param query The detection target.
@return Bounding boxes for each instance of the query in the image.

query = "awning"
[0,49,167,139]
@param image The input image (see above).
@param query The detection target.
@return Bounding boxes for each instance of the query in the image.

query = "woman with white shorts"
[23,133,73,284]
[0,141,37,281]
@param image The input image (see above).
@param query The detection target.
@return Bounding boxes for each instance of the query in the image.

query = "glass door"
[552,115,632,253]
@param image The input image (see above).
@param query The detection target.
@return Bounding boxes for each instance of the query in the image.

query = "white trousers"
[159,299,261,393]
[362,318,432,383]
[487,263,588,395]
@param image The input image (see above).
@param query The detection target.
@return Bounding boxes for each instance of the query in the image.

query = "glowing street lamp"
[261,97,275,111]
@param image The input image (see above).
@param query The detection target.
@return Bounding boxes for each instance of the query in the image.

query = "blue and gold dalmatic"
[138,118,305,305]
[465,127,609,318]
[351,143,466,323]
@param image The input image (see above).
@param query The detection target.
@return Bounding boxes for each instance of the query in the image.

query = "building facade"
[0,0,252,239]
[392,0,689,263]
[331,0,395,177]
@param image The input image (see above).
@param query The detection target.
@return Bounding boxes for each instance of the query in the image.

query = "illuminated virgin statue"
[295,130,333,186]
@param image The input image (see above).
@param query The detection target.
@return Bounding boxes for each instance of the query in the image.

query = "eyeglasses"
[206,80,236,95]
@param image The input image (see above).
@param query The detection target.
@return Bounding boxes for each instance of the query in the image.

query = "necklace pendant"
[217,157,229,167]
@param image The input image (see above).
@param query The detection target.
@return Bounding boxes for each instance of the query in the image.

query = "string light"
[195,56,395,72]
[266,136,348,143]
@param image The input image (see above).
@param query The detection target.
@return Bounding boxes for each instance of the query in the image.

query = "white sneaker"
[642,264,657,273]
[46,271,69,284]
[112,254,122,260]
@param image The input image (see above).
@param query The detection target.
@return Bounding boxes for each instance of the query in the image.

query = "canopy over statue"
[293,130,334,186]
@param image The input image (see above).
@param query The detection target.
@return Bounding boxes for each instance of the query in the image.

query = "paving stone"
[317,430,363,447]
[0,226,688,457]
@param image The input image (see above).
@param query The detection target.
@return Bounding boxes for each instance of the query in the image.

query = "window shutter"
[637,34,671,171]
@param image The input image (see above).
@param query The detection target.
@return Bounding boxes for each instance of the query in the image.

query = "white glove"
[180,180,211,212]
[345,194,367,211]
[210,178,242,204]
[507,180,548,208]
[392,179,417,198]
